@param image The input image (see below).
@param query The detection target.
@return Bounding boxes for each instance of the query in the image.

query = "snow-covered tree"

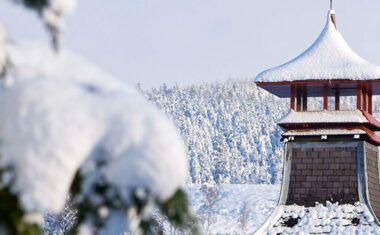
[0,1,199,234]
[146,80,289,185]
[197,184,222,232]
[0,43,201,234]
[238,200,249,234]
[145,80,371,185]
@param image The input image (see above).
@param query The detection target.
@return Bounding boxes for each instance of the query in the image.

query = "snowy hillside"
[146,80,288,184]
[146,80,374,185]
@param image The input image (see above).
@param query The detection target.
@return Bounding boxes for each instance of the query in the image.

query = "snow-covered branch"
[0,43,198,234]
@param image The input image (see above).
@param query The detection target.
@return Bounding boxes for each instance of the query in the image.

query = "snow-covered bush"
[0,42,198,234]
[0,1,199,234]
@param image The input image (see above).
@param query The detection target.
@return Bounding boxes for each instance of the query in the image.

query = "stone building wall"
[365,143,380,219]
[286,146,359,207]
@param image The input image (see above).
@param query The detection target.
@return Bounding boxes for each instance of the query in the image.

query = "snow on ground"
[186,185,380,235]
[187,184,280,234]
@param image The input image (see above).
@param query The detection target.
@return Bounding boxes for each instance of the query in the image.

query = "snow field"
[187,184,280,234]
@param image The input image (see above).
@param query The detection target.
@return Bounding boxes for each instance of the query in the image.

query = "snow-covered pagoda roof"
[255,10,380,83]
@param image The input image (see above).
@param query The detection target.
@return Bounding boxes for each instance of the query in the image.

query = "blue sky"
[1,0,380,89]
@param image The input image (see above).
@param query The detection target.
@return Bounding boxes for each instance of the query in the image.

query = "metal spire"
[330,0,337,29]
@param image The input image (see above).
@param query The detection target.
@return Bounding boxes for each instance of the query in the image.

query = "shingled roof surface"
[256,10,380,83]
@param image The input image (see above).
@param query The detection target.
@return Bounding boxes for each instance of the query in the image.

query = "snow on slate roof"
[278,110,370,124]
[256,10,380,83]
[261,202,380,235]
[283,128,366,137]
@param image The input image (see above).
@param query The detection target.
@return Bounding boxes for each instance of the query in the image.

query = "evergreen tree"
[146,79,289,185]
[0,1,199,234]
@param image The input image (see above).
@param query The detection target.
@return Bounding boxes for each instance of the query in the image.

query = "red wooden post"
[323,84,328,110]
[302,86,307,111]
[369,83,373,115]
[290,85,295,110]
[297,87,302,111]
[335,86,340,110]
[357,82,362,110]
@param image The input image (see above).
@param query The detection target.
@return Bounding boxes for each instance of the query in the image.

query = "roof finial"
[330,0,337,29]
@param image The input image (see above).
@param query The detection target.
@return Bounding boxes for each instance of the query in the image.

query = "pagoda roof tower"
[256,5,380,233]
[256,10,380,98]
[255,9,380,144]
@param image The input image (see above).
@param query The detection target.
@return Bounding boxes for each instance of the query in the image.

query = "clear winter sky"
[1,0,380,89]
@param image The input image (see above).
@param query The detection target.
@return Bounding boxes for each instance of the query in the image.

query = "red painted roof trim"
[278,123,380,132]
[361,110,380,129]
[256,79,380,86]
[347,126,380,145]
